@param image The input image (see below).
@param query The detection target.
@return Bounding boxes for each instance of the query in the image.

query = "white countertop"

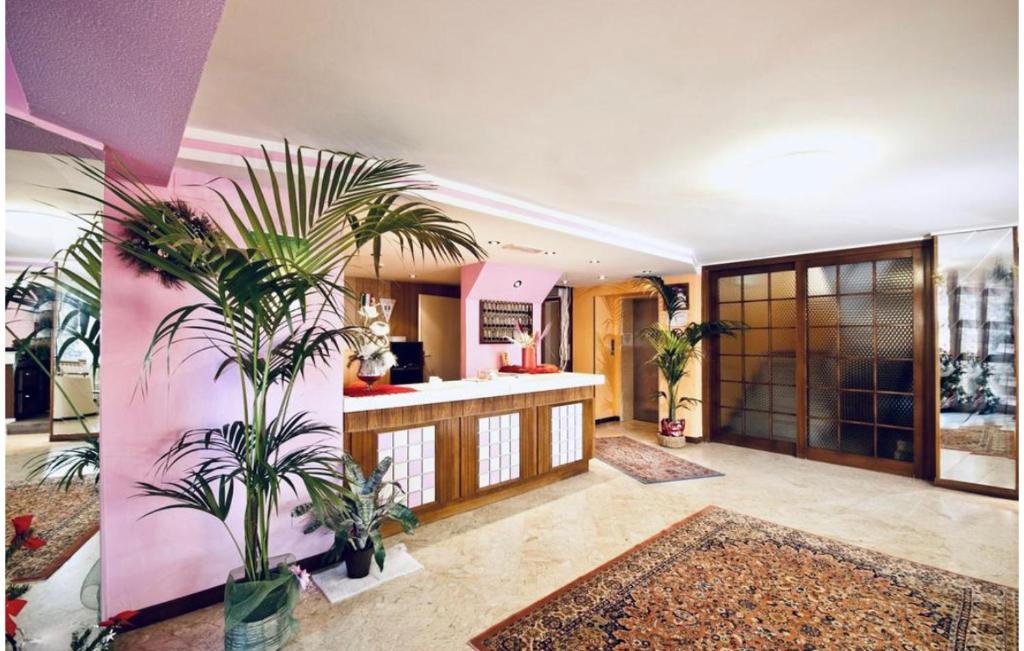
[343,372,605,413]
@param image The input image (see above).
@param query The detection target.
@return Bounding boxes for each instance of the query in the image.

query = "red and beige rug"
[5,479,99,582]
[470,506,1017,650]
[595,436,722,483]
[941,425,1016,459]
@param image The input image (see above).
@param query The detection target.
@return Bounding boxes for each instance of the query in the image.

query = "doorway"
[623,297,659,423]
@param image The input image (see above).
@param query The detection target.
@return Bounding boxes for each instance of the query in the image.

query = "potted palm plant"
[636,275,740,446]
[70,142,484,650]
[293,454,419,579]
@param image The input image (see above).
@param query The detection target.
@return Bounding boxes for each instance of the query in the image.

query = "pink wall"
[460,262,561,377]
[99,162,341,617]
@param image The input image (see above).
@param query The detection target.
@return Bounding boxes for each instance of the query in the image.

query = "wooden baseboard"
[595,416,620,425]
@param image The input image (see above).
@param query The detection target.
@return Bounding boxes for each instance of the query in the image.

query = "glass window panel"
[877,326,913,358]
[720,381,743,408]
[877,360,913,392]
[746,329,770,355]
[877,394,913,428]
[718,302,742,323]
[809,327,838,355]
[839,294,873,325]
[771,328,796,356]
[808,296,839,326]
[841,390,873,423]
[807,265,837,296]
[876,258,913,293]
[718,275,742,302]
[839,262,873,294]
[744,273,769,301]
[744,301,769,327]
[746,410,771,438]
[744,356,770,383]
[719,355,743,382]
[771,299,796,327]
[876,293,913,325]
[744,384,770,411]
[809,418,839,449]
[771,270,796,299]
[841,423,874,456]
[840,359,874,390]
[773,414,797,441]
[809,388,838,419]
[720,331,743,355]
[720,408,742,435]
[772,356,796,385]
[878,427,914,462]
[840,327,874,357]
[772,385,796,415]
[808,356,837,387]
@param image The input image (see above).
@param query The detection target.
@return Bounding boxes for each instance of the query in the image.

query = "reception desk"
[343,373,605,530]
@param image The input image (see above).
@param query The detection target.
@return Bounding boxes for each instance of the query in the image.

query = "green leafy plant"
[25,436,99,491]
[64,141,483,603]
[293,454,419,571]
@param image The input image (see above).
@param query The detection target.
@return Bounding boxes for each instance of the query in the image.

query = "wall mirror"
[935,227,1017,496]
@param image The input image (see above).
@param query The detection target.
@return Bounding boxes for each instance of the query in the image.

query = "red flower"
[11,515,33,535]
[5,598,27,636]
[22,537,45,550]
[99,610,137,628]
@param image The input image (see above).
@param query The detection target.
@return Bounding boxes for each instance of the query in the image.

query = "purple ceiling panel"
[6,115,102,159]
[6,0,226,184]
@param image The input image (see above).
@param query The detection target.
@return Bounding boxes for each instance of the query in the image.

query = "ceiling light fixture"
[588,259,600,264]
[487,240,502,245]
[641,269,653,274]
[409,274,417,279]
[513,280,523,288]
[543,251,556,255]
[599,275,607,280]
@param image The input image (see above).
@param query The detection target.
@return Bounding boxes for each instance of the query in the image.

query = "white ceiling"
[187,0,1018,266]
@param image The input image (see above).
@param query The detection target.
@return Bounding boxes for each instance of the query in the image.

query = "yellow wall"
[572,274,703,433]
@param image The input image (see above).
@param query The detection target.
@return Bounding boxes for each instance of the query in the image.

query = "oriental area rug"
[6,479,99,582]
[941,424,1016,459]
[470,506,1017,650]
[594,436,722,484]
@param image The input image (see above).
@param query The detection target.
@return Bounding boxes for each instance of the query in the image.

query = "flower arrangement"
[506,321,550,348]
[348,296,397,383]
[116,200,215,289]
[6,515,46,559]
[70,610,137,651]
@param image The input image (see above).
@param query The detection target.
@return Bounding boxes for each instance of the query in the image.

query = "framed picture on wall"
[668,283,689,328]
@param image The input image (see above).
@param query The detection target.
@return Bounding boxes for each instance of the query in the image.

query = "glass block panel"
[720,381,743,408]
[839,294,873,325]
[744,273,769,301]
[772,356,796,385]
[773,414,797,441]
[807,265,837,296]
[746,410,771,438]
[720,331,743,355]
[877,360,913,392]
[477,414,520,489]
[379,426,437,507]
[808,388,838,418]
[808,356,838,387]
[771,270,796,299]
[718,302,742,323]
[809,418,839,450]
[770,299,796,327]
[746,329,770,355]
[744,384,770,411]
[876,293,913,325]
[876,258,913,293]
[719,355,743,382]
[718,275,742,302]
[808,296,839,326]
[877,394,913,428]
[839,262,873,294]
[771,328,796,355]
[840,327,874,357]
[840,359,874,390]
[772,385,796,414]
[720,408,742,434]
[744,301,769,328]
[841,423,874,456]
[878,427,914,461]
[841,390,873,423]
[877,327,913,358]
[744,356,770,383]
[809,327,838,355]
[550,402,584,468]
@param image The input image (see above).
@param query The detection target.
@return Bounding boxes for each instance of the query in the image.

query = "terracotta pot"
[521,345,537,370]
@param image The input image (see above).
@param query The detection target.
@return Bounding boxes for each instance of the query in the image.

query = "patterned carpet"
[5,479,99,582]
[470,506,1017,650]
[941,425,1016,459]
[594,436,722,483]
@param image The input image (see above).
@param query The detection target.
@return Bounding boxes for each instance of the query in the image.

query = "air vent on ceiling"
[500,243,546,254]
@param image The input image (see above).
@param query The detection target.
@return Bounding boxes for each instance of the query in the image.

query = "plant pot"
[521,345,537,370]
[344,541,374,579]
[659,418,685,437]
[224,554,298,651]
[657,433,687,448]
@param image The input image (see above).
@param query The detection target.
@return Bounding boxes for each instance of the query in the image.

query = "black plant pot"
[345,542,374,579]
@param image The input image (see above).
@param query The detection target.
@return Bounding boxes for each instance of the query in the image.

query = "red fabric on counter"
[343,381,417,397]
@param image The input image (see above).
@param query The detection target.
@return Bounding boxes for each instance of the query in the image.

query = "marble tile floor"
[5,432,92,483]
[940,447,1016,490]
[117,420,1018,650]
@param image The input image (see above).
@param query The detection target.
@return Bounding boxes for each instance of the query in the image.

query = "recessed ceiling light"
[409,274,417,279]
[588,259,600,264]
[599,275,607,280]
[641,269,653,274]
[513,280,523,288]
[487,240,502,245]
[543,251,556,255]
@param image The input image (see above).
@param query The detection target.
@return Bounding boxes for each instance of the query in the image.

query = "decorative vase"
[357,357,388,387]
[224,554,298,651]
[345,541,374,579]
[657,419,687,448]
[521,345,537,370]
